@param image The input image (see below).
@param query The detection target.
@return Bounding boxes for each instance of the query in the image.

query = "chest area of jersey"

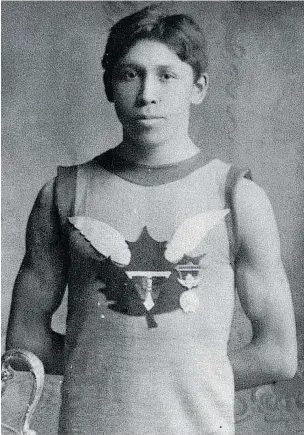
[75,175,226,241]
[68,178,232,327]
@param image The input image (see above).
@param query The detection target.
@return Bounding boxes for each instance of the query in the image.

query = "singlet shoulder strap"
[54,165,78,230]
[225,165,252,268]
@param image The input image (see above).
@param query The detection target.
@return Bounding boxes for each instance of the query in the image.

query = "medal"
[179,290,200,313]
[175,261,202,313]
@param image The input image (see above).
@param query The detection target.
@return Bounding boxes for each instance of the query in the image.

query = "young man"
[6,6,297,435]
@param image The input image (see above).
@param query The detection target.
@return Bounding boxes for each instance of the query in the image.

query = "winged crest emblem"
[68,209,229,326]
[68,208,229,265]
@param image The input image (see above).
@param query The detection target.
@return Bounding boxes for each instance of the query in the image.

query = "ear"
[191,73,209,105]
[103,71,114,103]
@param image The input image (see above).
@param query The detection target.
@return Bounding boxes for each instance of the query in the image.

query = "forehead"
[116,39,191,71]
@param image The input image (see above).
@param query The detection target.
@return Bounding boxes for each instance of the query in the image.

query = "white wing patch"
[164,209,230,263]
[68,216,131,266]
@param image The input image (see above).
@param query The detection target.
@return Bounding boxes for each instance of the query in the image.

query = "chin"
[128,128,172,146]
[133,136,169,147]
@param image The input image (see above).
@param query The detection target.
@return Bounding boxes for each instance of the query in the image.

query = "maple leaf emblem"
[125,226,171,272]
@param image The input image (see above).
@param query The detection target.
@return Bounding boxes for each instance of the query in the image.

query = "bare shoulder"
[32,178,56,210]
[235,178,274,212]
[234,178,281,265]
[28,178,58,222]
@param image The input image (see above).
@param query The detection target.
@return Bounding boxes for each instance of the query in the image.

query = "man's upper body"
[6,5,297,434]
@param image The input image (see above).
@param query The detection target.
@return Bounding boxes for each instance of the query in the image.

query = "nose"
[138,74,160,105]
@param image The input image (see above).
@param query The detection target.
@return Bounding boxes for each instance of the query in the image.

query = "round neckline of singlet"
[94,149,217,186]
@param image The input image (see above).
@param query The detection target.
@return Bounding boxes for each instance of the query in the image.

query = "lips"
[135,114,165,120]
[135,117,165,128]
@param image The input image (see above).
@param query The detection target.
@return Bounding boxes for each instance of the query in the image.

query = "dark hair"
[102,5,208,101]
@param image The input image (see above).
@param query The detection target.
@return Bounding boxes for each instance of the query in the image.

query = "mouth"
[135,117,165,128]
[136,115,165,120]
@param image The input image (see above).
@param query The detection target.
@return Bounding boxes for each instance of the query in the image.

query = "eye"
[160,72,176,81]
[121,69,138,81]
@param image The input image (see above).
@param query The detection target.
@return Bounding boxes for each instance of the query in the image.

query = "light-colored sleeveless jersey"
[57,151,250,435]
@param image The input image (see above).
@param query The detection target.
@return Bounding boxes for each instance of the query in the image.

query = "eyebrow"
[117,62,176,70]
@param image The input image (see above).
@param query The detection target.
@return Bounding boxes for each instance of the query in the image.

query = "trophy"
[1,349,45,435]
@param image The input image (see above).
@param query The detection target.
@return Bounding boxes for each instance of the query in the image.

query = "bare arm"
[229,179,297,390]
[6,179,68,375]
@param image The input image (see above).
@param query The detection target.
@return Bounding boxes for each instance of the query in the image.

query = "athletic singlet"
[56,150,251,435]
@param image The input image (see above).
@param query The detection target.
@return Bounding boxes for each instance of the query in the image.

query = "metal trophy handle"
[1,349,45,435]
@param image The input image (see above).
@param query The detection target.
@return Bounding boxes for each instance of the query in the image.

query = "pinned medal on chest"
[164,209,230,314]
[175,260,203,313]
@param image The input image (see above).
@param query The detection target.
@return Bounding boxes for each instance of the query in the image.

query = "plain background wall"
[2,2,304,434]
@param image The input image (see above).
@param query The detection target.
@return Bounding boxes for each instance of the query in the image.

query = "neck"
[114,134,201,167]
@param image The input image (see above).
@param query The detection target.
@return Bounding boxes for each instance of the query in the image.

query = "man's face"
[111,39,205,145]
